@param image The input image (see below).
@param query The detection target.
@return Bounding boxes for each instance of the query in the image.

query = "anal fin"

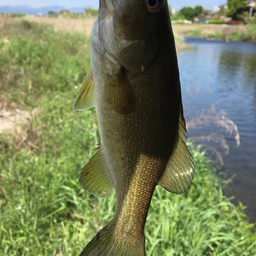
[79,147,113,199]
[158,110,195,194]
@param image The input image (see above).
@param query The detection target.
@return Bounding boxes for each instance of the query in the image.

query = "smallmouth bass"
[74,0,195,255]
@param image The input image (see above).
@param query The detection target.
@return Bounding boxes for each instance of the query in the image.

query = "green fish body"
[74,0,195,255]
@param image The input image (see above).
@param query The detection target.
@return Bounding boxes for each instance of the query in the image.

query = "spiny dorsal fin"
[158,107,195,194]
[105,72,135,114]
[79,147,113,199]
[73,71,95,111]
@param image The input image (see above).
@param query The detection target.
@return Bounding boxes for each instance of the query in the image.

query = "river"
[178,38,256,223]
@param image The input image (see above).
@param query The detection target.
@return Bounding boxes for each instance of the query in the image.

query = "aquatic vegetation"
[186,104,240,166]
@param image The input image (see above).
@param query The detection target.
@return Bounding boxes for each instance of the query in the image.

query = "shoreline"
[173,24,256,44]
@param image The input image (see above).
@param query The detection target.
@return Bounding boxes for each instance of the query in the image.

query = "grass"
[0,19,256,255]
[183,25,256,43]
[22,16,97,36]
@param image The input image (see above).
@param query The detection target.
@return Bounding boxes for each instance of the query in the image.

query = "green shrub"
[184,29,203,37]
[84,8,99,16]
[208,20,226,24]
[208,32,226,40]
[241,25,256,43]
[21,19,32,30]
[248,15,256,25]
[230,31,241,41]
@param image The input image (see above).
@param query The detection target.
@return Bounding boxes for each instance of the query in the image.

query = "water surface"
[179,38,256,223]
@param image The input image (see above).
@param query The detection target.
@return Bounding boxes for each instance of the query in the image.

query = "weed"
[184,29,203,37]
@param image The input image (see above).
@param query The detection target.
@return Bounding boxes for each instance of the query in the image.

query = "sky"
[0,0,226,11]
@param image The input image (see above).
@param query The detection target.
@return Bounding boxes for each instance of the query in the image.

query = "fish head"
[97,0,172,72]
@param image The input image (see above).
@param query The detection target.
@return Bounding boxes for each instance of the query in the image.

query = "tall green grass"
[0,20,255,255]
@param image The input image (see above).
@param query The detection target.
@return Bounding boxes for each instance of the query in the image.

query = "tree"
[238,11,250,23]
[219,6,226,17]
[226,0,247,20]
[179,6,203,21]
[58,9,70,16]
[171,12,186,21]
[84,7,99,16]
[194,5,203,16]
[179,7,196,21]
[48,11,57,18]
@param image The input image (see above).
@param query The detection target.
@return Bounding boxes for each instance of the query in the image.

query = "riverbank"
[173,24,256,43]
[0,19,255,255]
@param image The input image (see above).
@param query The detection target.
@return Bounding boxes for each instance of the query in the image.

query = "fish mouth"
[99,0,158,72]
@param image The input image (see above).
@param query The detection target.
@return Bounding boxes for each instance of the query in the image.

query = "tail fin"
[80,222,145,256]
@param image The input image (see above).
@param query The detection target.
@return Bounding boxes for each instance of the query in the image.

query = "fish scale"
[74,0,195,255]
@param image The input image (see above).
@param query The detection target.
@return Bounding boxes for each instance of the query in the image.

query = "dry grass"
[23,16,97,36]
[0,108,30,133]
[1,17,249,38]
[4,16,249,39]
[22,18,249,38]
[0,108,44,151]
[22,17,193,51]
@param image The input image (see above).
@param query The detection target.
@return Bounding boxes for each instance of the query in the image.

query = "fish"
[73,0,195,255]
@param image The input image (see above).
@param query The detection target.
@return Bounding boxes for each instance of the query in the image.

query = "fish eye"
[145,0,161,12]
[148,0,157,7]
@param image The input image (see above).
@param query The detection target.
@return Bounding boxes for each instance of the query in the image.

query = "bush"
[183,29,203,37]
[208,20,227,24]
[240,25,256,42]
[21,19,32,30]
[248,15,256,25]
[230,31,241,41]
[171,12,186,21]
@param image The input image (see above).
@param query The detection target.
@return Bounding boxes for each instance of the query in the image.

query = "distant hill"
[0,5,89,15]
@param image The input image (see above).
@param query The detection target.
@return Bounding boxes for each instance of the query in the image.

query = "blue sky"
[1,0,226,11]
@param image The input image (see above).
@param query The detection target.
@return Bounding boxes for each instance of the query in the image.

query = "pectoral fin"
[105,71,135,114]
[73,71,95,111]
[79,147,113,199]
[158,108,195,194]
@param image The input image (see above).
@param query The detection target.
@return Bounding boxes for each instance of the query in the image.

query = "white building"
[246,1,256,18]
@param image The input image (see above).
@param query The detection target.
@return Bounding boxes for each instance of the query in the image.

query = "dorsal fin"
[73,71,95,111]
[158,106,195,194]
[79,147,114,199]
